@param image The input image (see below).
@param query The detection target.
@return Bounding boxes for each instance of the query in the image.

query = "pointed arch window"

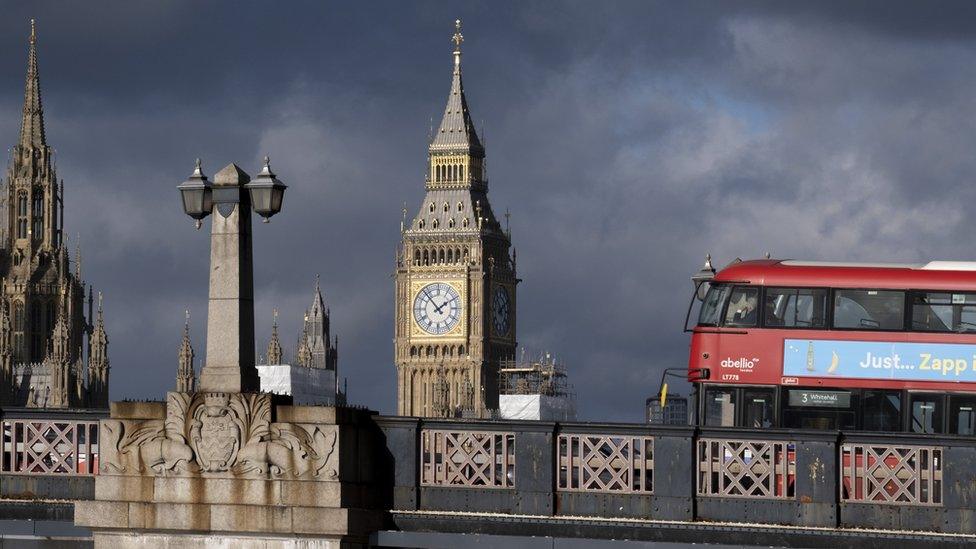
[32,194,43,239]
[443,202,449,213]
[432,219,439,229]
[457,202,464,212]
[448,218,455,229]
[429,203,435,213]
[462,218,469,228]
[16,192,27,239]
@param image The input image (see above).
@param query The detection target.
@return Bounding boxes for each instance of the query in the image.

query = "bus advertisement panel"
[783,338,976,382]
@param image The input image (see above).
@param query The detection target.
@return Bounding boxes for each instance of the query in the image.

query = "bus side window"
[724,287,759,327]
[862,390,901,432]
[704,387,736,427]
[909,393,944,434]
[833,289,905,330]
[764,288,827,328]
[911,292,976,333]
[949,394,976,435]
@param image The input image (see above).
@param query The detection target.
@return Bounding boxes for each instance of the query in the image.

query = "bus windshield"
[698,285,729,326]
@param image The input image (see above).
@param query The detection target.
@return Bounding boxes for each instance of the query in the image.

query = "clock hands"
[432,295,457,314]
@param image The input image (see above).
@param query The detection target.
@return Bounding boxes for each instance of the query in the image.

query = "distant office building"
[496,353,576,421]
[646,394,689,425]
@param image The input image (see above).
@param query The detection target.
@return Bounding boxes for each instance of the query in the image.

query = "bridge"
[0,405,972,547]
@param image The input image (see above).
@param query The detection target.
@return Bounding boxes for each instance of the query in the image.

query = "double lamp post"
[177,157,287,393]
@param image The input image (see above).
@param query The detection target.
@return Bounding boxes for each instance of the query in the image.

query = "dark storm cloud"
[2,1,976,421]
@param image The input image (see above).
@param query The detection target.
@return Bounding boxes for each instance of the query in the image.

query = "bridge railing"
[376,417,976,533]
[0,408,107,502]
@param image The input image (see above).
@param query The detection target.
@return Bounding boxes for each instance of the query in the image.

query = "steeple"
[19,19,46,151]
[429,19,484,157]
[87,292,109,407]
[266,308,282,366]
[176,310,195,393]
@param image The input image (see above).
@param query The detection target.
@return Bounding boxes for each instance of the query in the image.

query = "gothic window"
[418,220,425,229]
[443,202,449,213]
[429,203,435,213]
[414,250,421,266]
[410,346,417,357]
[32,195,43,238]
[45,301,54,336]
[463,247,469,262]
[16,193,27,239]
[447,248,454,263]
[439,249,445,263]
[448,218,455,229]
[458,344,465,356]
[432,219,439,229]
[462,218,469,228]
[30,301,43,359]
[456,247,461,261]
[457,202,464,212]
[460,165,465,181]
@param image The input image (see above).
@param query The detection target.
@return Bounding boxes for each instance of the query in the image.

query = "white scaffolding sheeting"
[257,364,336,405]
[498,394,576,421]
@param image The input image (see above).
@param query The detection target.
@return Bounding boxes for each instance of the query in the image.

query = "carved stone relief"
[101,392,337,480]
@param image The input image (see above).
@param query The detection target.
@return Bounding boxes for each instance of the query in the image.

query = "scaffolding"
[496,352,576,421]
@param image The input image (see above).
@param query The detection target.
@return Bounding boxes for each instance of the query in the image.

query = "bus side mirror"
[691,368,710,381]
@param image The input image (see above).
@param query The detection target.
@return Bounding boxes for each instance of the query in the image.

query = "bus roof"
[712,259,976,290]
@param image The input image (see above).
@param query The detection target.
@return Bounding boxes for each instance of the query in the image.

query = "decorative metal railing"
[697,438,795,498]
[557,434,653,493]
[421,429,515,488]
[1,419,100,475]
[840,444,942,505]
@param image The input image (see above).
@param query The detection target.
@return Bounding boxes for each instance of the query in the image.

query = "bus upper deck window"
[911,292,976,333]
[764,288,827,328]
[698,285,730,326]
[724,287,760,327]
[833,289,905,330]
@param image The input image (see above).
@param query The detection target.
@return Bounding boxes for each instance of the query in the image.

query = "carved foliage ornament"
[101,392,337,479]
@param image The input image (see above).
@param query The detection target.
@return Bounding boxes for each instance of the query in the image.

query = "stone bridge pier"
[75,394,384,547]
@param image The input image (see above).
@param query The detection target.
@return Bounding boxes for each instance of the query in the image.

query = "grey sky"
[1,1,975,421]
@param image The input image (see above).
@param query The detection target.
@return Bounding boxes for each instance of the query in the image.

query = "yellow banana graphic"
[827,351,839,374]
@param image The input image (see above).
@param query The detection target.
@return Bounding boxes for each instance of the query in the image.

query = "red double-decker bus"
[688,259,976,434]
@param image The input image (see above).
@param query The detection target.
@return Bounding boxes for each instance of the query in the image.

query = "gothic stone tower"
[395,20,518,418]
[0,22,106,408]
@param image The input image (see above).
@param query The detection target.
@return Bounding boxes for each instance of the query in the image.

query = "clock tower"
[395,20,517,418]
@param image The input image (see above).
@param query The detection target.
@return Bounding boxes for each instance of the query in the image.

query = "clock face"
[414,282,463,335]
[492,286,511,336]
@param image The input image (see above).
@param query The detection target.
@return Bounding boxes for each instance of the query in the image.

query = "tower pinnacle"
[19,18,45,150]
[429,18,483,157]
[452,19,464,67]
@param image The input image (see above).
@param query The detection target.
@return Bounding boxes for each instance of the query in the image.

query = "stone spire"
[0,300,11,405]
[176,310,195,393]
[48,308,71,407]
[296,315,312,368]
[266,308,282,365]
[429,19,484,156]
[19,19,46,150]
[303,275,332,370]
[87,293,109,407]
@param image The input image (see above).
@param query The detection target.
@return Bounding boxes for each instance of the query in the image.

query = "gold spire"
[30,19,36,46]
[452,19,464,64]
